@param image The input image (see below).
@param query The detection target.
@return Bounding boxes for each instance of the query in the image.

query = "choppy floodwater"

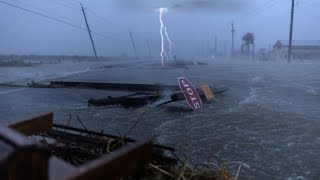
[1,59,320,179]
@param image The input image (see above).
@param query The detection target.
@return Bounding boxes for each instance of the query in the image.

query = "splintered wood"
[201,84,215,101]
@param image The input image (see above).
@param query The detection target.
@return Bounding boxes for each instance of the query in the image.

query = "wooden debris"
[5,113,233,180]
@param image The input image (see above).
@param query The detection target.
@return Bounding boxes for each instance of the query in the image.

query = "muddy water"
[1,59,319,179]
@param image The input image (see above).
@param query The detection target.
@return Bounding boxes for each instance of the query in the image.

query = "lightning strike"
[163,25,175,60]
[159,7,174,66]
[159,8,168,66]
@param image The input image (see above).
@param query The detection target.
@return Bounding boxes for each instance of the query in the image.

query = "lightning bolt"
[159,7,174,66]
[159,8,168,66]
[163,25,174,60]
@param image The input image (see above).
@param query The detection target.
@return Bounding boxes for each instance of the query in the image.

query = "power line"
[53,0,81,12]
[11,0,81,21]
[85,7,154,39]
[86,7,126,29]
[60,0,82,6]
[57,0,79,6]
[45,1,131,41]
[12,0,79,22]
[84,8,128,37]
[51,0,154,41]
[0,1,86,30]
[0,1,130,42]
[9,0,52,15]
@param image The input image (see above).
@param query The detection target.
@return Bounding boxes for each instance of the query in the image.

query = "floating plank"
[9,113,53,136]
[65,139,153,180]
[201,84,215,101]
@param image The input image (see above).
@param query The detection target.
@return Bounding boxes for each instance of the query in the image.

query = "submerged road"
[0,59,319,179]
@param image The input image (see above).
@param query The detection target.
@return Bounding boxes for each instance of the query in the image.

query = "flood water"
[1,59,319,179]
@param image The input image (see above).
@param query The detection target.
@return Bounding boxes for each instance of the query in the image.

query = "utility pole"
[231,21,235,58]
[288,0,295,63]
[215,36,218,56]
[252,42,255,60]
[224,40,227,59]
[129,31,138,59]
[147,39,151,57]
[81,3,98,60]
[252,33,255,60]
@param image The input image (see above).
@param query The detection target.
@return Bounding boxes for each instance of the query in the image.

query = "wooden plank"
[0,126,50,180]
[9,113,53,136]
[7,151,49,180]
[0,126,35,147]
[201,84,215,101]
[65,139,153,180]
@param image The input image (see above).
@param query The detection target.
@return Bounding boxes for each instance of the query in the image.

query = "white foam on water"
[251,76,262,83]
[60,67,91,78]
[0,61,102,84]
[306,86,317,95]
[286,176,307,180]
[238,77,265,106]
[239,87,259,105]
[241,162,251,170]
[0,88,26,95]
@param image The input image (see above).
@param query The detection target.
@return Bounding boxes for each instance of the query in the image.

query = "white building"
[273,40,320,60]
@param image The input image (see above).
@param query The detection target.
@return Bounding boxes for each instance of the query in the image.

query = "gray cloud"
[114,0,252,13]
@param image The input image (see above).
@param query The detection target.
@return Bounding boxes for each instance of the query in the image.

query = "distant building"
[273,40,320,60]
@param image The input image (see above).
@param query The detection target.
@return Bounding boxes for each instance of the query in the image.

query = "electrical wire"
[85,6,155,40]
[0,0,130,41]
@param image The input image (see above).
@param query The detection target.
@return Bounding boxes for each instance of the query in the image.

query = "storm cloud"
[114,0,253,13]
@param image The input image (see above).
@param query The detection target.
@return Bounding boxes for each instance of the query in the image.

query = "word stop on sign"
[178,77,202,111]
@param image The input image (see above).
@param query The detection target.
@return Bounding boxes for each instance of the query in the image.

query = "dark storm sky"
[0,0,319,58]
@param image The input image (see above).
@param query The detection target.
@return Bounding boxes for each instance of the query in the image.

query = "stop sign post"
[178,77,202,111]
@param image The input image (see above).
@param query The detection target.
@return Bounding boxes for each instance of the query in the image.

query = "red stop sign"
[178,77,202,111]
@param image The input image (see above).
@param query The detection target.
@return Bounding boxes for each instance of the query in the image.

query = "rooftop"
[277,40,320,46]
